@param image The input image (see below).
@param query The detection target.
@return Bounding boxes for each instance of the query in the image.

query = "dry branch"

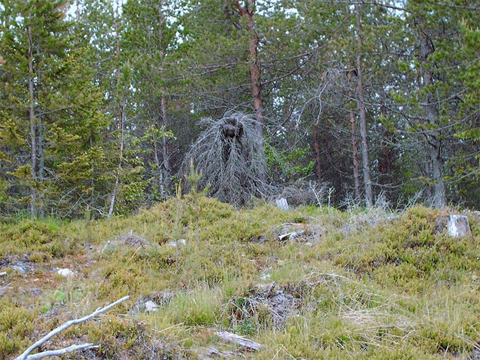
[216,331,262,351]
[15,295,130,360]
[17,344,98,360]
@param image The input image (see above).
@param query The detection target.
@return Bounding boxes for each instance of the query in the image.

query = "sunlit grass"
[1,199,479,359]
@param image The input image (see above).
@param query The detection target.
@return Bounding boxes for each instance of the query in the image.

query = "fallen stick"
[0,272,7,276]
[16,344,98,360]
[216,331,262,351]
[15,295,130,360]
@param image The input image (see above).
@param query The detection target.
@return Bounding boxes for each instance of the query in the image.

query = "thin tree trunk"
[160,96,170,190]
[424,150,432,203]
[154,3,171,198]
[313,126,322,181]
[236,0,266,180]
[378,104,393,200]
[430,139,445,208]
[108,15,124,218]
[420,31,446,209]
[242,0,264,133]
[27,25,37,218]
[157,5,171,194]
[355,3,373,207]
[347,63,361,201]
[349,108,361,201]
[36,38,45,218]
[90,136,95,213]
[108,108,124,218]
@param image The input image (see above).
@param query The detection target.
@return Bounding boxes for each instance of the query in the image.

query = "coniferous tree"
[0,0,112,217]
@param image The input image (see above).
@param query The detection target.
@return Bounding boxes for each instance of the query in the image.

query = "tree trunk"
[243,0,264,133]
[153,137,163,198]
[379,104,393,200]
[36,37,45,218]
[420,31,446,209]
[157,5,171,194]
[108,15,124,218]
[430,138,446,208]
[236,0,266,180]
[355,3,373,208]
[313,126,322,181]
[160,96,170,191]
[108,106,124,218]
[347,62,361,201]
[27,25,37,218]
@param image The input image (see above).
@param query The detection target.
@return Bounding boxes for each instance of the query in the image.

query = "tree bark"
[160,96,170,192]
[235,0,266,180]
[420,31,446,209]
[108,15,124,218]
[379,104,393,200]
[36,37,45,218]
[347,63,361,201]
[313,126,322,181]
[355,4,373,207]
[27,25,37,218]
[157,5,171,194]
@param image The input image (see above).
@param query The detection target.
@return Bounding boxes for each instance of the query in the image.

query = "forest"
[1,0,480,219]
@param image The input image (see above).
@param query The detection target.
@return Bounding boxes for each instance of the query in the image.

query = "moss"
[0,297,36,358]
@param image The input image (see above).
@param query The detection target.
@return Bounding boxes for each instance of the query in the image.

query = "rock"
[122,231,152,248]
[167,239,187,247]
[145,300,159,312]
[447,215,471,237]
[279,230,305,241]
[272,223,323,243]
[436,215,471,237]
[57,268,74,277]
[275,197,289,211]
[13,265,27,274]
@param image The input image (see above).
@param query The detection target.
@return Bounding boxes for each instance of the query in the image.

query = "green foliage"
[0,298,36,358]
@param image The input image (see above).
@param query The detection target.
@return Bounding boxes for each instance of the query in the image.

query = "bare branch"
[15,296,130,360]
[23,344,98,360]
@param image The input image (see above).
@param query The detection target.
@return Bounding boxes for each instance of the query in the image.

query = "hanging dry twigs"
[184,112,274,206]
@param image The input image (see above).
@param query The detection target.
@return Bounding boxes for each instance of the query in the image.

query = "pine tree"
[0,0,112,218]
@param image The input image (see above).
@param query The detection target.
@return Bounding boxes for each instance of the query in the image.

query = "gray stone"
[275,198,289,211]
[167,239,187,247]
[57,268,75,277]
[446,215,471,237]
[436,214,471,237]
[145,300,159,312]
[13,265,27,274]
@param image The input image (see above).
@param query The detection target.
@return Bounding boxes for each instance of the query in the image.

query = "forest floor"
[1,197,480,359]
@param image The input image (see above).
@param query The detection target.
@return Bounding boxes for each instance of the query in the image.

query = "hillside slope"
[1,199,480,359]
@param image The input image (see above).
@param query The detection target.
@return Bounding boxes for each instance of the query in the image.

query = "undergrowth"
[1,200,479,359]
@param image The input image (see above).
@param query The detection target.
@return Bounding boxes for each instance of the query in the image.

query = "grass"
[1,199,480,359]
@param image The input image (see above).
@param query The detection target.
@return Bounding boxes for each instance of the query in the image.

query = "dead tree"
[184,112,272,206]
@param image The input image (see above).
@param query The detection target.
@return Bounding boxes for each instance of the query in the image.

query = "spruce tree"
[0,0,111,217]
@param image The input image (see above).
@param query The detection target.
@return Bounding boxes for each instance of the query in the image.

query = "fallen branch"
[15,295,130,360]
[16,344,98,360]
[216,331,262,351]
[0,272,6,276]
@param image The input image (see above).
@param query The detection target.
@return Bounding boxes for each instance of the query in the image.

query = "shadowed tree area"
[1,0,480,217]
